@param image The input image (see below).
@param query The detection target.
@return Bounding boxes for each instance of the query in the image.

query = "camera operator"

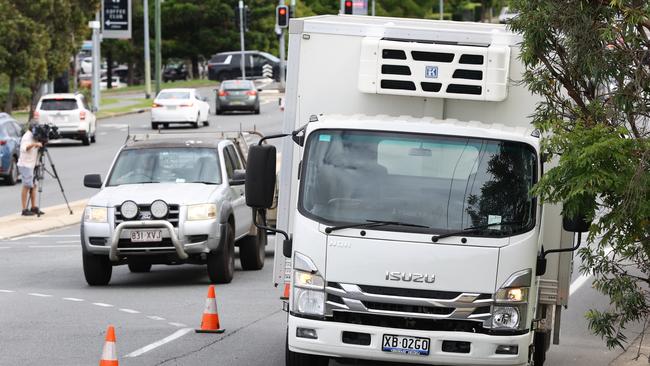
[17,122,44,216]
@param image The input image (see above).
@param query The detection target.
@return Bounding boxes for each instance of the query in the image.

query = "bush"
[0,86,32,111]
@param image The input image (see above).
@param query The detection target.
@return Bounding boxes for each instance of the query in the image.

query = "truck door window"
[299,130,537,236]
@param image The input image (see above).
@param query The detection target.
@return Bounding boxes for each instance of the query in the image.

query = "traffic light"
[344,0,353,14]
[277,5,289,28]
[235,5,250,31]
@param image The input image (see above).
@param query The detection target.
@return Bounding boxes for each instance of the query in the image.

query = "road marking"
[32,234,79,238]
[147,315,166,321]
[56,240,79,244]
[63,297,85,302]
[168,322,187,328]
[119,308,140,314]
[28,245,78,249]
[28,293,53,297]
[92,302,114,307]
[124,328,193,358]
[0,289,15,293]
[0,247,10,249]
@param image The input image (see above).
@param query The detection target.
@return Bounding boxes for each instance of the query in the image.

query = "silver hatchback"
[215,80,260,115]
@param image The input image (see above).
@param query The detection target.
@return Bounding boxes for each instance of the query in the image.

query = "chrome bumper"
[109,220,187,262]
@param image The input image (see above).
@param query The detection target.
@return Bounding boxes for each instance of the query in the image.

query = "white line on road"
[92,302,114,307]
[168,322,187,328]
[28,245,78,248]
[28,293,52,297]
[119,308,141,314]
[56,240,80,244]
[147,315,166,321]
[63,297,85,302]
[32,234,79,238]
[0,246,10,249]
[0,289,15,293]
[124,328,193,358]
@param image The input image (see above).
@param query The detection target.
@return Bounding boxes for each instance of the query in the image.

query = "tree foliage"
[509,0,650,349]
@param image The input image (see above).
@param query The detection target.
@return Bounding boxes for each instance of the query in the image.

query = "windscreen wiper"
[189,181,218,185]
[325,219,430,234]
[432,221,523,242]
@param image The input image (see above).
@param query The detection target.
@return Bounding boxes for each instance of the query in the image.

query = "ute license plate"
[130,229,163,242]
[382,334,430,356]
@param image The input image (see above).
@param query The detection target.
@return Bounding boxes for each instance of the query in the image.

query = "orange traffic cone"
[280,283,290,300]
[195,285,225,333]
[99,325,118,366]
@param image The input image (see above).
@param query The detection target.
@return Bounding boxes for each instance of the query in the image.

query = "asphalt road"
[0,86,284,216]
[0,92,631,365]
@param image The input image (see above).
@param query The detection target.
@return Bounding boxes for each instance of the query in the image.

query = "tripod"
[27,146,73,218]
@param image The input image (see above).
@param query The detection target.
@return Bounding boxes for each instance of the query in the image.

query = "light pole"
[155,0,161,94]
[144,0,152,98]
[440,0,443,20]
[91,12,101,112]
[239,0,246,80]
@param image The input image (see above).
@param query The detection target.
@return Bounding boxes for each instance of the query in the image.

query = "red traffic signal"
[344,0,353,14]
[277,5,289,28]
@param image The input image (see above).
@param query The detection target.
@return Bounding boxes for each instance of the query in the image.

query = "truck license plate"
[130,229,163,242]
[382,334,430,356]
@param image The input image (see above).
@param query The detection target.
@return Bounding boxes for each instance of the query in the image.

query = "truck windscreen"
[299,129,537,237]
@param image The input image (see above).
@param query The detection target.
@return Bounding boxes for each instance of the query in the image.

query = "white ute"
[81,132,267,285]
[243,15,584,366]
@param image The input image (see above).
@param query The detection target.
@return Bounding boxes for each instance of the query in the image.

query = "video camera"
[32,123,61,143]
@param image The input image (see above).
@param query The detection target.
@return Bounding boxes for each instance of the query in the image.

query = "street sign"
[262,64,274,79]
[102,0,132,39]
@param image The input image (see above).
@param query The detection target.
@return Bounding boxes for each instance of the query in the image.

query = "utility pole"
[143,0,152,98]
[91,12,101,112]
[372,0,375,16]
[155,0,161,94]
[439,0,443,20]
[239,1,246,80]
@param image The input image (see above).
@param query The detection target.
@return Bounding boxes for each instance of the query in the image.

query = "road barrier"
[195,285,225,334]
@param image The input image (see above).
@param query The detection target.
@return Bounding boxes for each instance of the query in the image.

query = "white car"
[498,6,519,24]
[34,93,97,146]
[151,88,210,129]
[100,76,126,90]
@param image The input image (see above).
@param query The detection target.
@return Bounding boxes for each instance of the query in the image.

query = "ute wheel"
[128,263,152,273]
[207,222,235,284]
[83,252,112,286]
[4,158,18,185]
[285,331,329,366]
[239,219,267,271]
[81,135,90,146]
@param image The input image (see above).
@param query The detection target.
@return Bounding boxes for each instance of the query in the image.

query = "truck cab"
[245,15,577,366]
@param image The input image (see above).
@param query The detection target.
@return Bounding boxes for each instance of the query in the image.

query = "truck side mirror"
[84,174,102,189]
[245,144,276,209]
[562,215,591,232]
[229,169,246,186]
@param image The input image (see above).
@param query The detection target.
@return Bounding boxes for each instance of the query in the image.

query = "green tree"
[0,1,49,113]
[509,0,650,349]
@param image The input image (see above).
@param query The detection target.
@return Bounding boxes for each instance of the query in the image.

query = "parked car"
[100,76,126,90]
[34,93,97,146]
[151,88,210,129]
[163,64,188,82]
[81,132,268,285]
[216,80,260,115]
[0,113,22,185]
[208,51,281,81]
[498,7,519,24]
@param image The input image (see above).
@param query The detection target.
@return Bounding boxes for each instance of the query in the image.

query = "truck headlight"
[495,287,528,302]
[292,252,325,316]
[187,204,217,221]
[492,306,520,329]
[84,206,108,223]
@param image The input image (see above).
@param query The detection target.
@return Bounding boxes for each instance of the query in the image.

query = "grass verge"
[102,79,216,95]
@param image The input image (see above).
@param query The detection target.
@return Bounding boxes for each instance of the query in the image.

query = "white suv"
[35,93,97,145]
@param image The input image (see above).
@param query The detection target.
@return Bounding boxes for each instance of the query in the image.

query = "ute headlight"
[492,306,520,329]
[84,206,107,223]
[187,203,217,221]
[150,200,169,219]
[120,200,139,220]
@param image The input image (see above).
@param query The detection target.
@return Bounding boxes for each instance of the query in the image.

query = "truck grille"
[326,282,492,323]
[114,203,180,227]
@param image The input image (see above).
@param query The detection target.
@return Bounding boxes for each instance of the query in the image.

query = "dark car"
[163,64,188,82]
[216,80,260,115]
[0,113,23,185]
[208,51,281,82]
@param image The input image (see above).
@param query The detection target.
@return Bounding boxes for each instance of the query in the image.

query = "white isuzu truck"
[244,15,586,366]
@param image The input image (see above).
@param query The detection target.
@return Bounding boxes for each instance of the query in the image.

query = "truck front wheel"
[83,253,112,286]
[530,331,549,365]
[207,223,235,284]
[285,332,329,366]
[238,223,267,271]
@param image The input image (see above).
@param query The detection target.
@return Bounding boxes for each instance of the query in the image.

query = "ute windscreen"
[299,129,537,236]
